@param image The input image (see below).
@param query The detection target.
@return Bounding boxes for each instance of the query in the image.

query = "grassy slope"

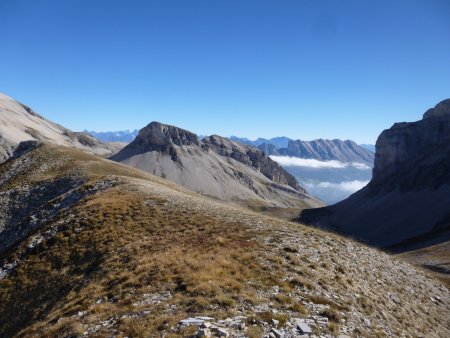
[398,241,450,287]
[0,144,449,337]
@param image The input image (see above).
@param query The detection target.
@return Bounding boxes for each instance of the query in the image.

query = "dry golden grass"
[246,325,264,338]
[1,144,449,338]
[397,241,450,288]
[0,182,282,337]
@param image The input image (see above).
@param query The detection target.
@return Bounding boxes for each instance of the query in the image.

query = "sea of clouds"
[270,156,370,170]
[270,155,372,204]
[304,180,369,193]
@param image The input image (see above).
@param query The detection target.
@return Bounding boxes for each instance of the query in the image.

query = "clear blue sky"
[1,0,449,143]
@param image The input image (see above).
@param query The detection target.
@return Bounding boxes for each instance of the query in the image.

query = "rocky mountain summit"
[111,122,320,210]
[0,143,448,337]
[300,99,450,254]
[0,93,121,163]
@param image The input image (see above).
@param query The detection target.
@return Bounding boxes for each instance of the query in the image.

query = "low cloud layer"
[270,156,371,170]
[305,180,370,193]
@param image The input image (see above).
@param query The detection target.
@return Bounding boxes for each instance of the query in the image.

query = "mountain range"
[86,131,376,165]
[84,129,139,143]
[229,136,292,149]
[85,130,375,204]
[264,139,374,165]
[212,137,375,205]
[231,136,374,165]
[0,93,448,337]
[110,122,322,212]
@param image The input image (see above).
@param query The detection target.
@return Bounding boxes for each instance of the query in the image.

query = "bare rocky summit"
[300,99,450,253]
[111,122,321,210]
[0,93,122,163]
[0,143,449,337]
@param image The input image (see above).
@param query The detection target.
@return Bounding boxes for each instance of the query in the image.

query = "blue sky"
[1,0,449,143]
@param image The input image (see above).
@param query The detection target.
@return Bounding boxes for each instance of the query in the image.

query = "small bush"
[289,302,307,315]
[320,308,340,322]
[257,312,289,327]
[273,293,292,305]
[247,325,264,338]
[328,322,340,335]
[214,295,236,308]
[289,277,312,289]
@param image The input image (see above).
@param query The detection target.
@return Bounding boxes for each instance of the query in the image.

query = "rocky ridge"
[0,143,448,337]
[0,141,119,255]
[0,92,122,163]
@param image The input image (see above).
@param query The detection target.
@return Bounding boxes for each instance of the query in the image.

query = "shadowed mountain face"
[111,122,322,209]
[0,93,121,162]
[300,99,450,251]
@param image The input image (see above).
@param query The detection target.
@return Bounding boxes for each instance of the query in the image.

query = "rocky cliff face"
[373,99,450,186]
[111,122,320,209]
[260,139,374,165]
[300,99,450,251]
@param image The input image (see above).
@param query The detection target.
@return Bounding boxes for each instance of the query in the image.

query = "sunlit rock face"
[111,122,322,209]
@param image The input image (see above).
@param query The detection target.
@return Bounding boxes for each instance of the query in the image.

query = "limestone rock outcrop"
[300,99,450,251]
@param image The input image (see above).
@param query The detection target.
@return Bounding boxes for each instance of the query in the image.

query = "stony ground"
[0,144,449,337]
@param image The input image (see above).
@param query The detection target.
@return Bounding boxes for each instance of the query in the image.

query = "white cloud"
[305,180,370,193]
[270,156,370,170]
[350,162,371,170]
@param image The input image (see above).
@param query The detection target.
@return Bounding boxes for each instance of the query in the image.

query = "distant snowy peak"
[85,129,138,143]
